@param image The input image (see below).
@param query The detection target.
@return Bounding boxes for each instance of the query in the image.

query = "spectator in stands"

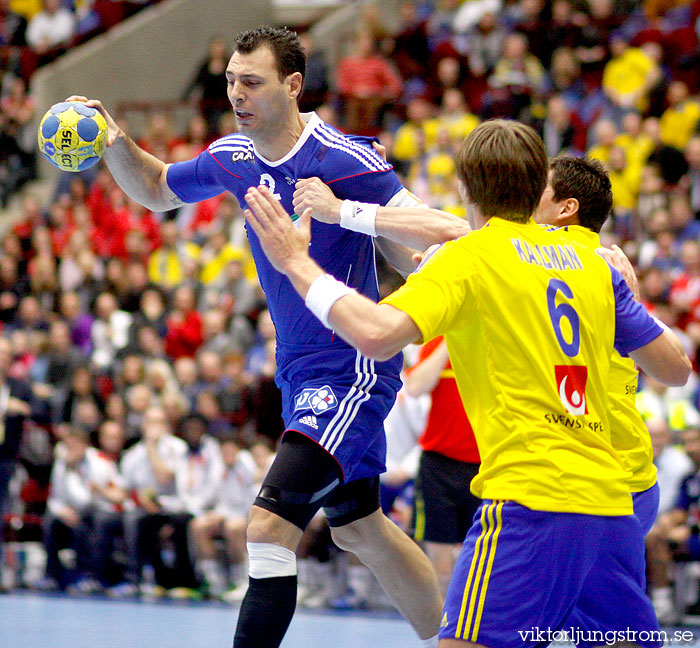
[119,405,189,595]
[0,0,28,46]
[335,29,403,134]
[387,2,430,88]
[684,136,700,215]
[185,36,231,136]
[298,32,329,113]
[0,76,35,178]
[218,350,250,430]
[670,241,700,334]
[60,364,103,427]
[637,372,700,434]
[147,220,200,291]
[646,425,700,621]
[199,308,231,356]
[0,336,32,590]
[177,413,223,519]
[602,32,661,115]
[164,285,203,360]
[25,0,75,62]
[464,11,506,81]
[484,31,546,120]
[144,358,181,405]
[189,433,256,599]
[245,309,274,378]
[199,228,244,285]
[540,94,579,157]
[90,292,133,372]
[588,117,618,164]
[129,288,167,344]
[669,195,700,244]
[615,111,654,169]
[42,426,122,592]
[660,81,700,151]
[34,320,84,415]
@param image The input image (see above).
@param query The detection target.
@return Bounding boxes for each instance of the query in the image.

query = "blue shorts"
[633,482,660,536]
[278,348,402,482]
[440,500,661,648]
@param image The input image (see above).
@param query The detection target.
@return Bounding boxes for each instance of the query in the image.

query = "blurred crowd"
[0,0,700,619]
[0,0,163,204]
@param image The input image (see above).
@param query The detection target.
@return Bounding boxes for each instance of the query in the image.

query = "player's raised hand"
[245,185,312,274]
[64,95,121,147]
[293,177,342,224]
[412,243,442,271]
[596,244,640,301]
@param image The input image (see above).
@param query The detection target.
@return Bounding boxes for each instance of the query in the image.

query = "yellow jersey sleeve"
[382,239,476,344]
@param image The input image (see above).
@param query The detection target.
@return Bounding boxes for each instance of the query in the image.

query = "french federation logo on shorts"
[295,385,339,415]
[555,365,588,416]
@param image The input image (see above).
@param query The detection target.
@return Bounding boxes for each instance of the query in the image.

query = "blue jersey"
[166,112,404,385]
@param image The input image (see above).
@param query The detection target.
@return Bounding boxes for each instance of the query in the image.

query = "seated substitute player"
[534,154,660,536]
[242,119,691,648]
[69,25,471,648]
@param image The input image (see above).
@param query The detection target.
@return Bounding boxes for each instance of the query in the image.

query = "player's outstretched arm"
[245,186,422,359]
[404,340,449,397]
[293,178,470,251]
[629,327,692,387]
[66,96,183,212]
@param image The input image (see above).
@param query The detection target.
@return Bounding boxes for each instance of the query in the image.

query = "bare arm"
[292,178,469,269]
[404,340,449,397]
[629,328,692,387]
[67,96,183,212]
[245,186,422,360]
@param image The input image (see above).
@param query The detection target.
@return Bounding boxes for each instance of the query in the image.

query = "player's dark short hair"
[549,156,612,233]
[235,26,306,83]
[456,119,548,223]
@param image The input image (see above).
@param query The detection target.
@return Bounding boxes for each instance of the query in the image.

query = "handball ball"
[38,101,107,172]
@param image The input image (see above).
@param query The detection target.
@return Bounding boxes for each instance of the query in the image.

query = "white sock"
[420,635,439,648]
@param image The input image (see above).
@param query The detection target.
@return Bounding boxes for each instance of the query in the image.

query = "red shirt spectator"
[164,285,203,359]
[336,31,403,100]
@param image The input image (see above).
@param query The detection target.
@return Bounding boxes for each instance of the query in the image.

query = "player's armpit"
[374,236,420,278]
[629,329,691,387]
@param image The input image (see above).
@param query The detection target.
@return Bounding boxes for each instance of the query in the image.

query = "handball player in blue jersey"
[70,26,468,648]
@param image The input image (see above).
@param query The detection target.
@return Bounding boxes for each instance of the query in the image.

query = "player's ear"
[458,180,468,203]
[562,197,579,218]
[287,72,303,99]
[554,197,579,226]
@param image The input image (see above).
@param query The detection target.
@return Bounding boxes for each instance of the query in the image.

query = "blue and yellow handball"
[38,101,107,172]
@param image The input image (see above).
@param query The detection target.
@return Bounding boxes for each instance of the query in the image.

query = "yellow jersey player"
[535,155,659,534]
[242,120,691,648]
[534,154,662,637]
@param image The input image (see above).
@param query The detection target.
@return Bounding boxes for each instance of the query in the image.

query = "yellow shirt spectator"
[615,133,654,168]
[201,243,245,284]
[660,99,700,150]
[602,46,659,112]
[10,0,42,19]
[147,241,201,289]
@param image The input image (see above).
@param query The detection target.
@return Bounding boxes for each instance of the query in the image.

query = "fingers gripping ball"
[38,101,107,172]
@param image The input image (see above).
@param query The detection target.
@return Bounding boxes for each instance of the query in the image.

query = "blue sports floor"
[2,592,699,647]
[0,592,418,648]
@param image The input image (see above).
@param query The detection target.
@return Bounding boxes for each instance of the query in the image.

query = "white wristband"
[305,274,355,329]
[339,200,378,237]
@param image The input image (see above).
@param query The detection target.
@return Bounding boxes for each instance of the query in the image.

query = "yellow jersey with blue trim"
[382,217,662,516]
[558,225,656,493]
